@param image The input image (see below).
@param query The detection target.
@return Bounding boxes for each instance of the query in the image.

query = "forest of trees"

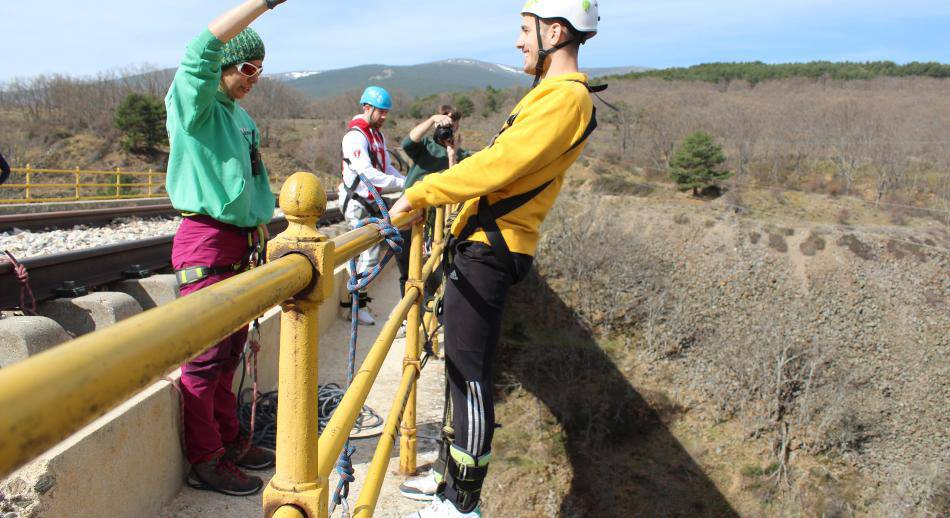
[617,61,950,84]
[0,64,948,216]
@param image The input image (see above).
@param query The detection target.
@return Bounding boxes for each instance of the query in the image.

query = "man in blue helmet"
[338,85,406,325]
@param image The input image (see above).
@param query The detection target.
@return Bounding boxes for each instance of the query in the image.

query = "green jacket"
[400,136,472,188]
[165,30,274,228]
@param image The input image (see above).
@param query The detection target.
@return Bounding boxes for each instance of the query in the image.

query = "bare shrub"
[837,208,851,225]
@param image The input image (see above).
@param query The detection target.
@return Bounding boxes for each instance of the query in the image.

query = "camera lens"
[435,125,454,143]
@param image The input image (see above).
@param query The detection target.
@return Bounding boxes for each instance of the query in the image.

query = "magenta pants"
[172,215,255,464]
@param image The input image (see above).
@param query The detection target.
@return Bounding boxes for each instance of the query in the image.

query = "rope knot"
[3,250,37,315]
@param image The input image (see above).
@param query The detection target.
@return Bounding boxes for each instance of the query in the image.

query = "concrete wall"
[0,259,363,518]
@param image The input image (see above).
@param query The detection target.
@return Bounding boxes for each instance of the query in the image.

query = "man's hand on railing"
[390,195,423,230]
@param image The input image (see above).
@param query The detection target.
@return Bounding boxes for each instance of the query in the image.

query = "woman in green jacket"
[165,0,286,497]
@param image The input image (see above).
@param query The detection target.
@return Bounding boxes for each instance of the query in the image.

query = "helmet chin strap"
[367,106,379,128]
[532,16,577,88]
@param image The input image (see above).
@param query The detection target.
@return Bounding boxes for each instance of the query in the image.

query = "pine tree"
[114,93,167,152]
[452,94,475,118]
[483,86,501,116]
[669,131,731,196]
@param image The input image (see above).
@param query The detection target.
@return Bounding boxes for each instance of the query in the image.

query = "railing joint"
[402,357,422,376]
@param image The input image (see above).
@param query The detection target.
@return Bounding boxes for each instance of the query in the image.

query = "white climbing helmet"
[521,0,600,36]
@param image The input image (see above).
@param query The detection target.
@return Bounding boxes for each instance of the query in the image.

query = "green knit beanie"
[221,27,265,68]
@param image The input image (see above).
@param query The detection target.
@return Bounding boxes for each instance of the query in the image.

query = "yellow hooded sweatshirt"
[405,72,595,256]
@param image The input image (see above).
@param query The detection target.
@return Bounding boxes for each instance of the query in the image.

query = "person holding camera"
[395,105,472,299]
[402,106,471,190]
[165,0,287,497]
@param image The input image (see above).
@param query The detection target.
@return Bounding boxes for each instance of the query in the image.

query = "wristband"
[265,0,286,9]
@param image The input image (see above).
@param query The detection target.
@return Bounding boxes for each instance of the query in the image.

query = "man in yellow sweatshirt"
[391,1,603,516]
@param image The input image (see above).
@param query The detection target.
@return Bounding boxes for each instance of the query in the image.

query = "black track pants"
[397,229,412,297]
[443,241,533,458]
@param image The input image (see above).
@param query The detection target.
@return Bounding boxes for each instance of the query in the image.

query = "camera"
[434,124,454,143]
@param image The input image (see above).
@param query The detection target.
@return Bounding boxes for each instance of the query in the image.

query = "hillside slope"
[486,191,948,516]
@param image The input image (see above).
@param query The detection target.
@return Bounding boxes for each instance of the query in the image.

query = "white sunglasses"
[235,61,263,77]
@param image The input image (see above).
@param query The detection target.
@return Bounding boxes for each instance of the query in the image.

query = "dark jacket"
[0,152,9,185]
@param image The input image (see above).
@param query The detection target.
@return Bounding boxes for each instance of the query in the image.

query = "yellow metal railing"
[0,165,167,203]
[0,171,450,518]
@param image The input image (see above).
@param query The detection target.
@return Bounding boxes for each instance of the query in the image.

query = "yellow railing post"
[426,206,447,355]
[147,168,153,198]
[74,167,81,200]
[263,172,335,518]
[25,164,31,202]
[115,167,121,199]
[400,219,425,474]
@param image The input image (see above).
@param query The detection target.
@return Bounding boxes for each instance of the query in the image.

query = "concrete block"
[37,292,143,337]
[0,316,72,367]
[1,378,185,518]
[110,274,180,310]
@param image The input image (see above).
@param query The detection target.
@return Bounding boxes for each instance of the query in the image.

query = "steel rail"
[0,204,178,232]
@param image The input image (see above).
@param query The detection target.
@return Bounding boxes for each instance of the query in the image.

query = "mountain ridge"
[270,59,648,98]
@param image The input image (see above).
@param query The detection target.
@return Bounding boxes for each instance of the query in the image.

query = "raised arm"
[167,0,288,132]
[208,0,283,44]
[408,113,454,143]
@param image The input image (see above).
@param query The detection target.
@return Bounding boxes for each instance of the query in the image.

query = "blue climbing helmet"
[359,86,392,111]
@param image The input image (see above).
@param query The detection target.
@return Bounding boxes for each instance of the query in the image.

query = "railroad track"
[0,192,341,232]
[0,207,343,310]
[0,204,180,233]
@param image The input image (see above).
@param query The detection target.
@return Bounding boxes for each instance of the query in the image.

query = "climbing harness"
[328,171,403,518]
[174,223,268,287]
[2,251,37,315]
[451,80,608,279]
[338,291,372,312]
[340,122,389,218]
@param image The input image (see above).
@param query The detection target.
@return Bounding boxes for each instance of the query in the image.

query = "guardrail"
[0,165,167,203]
[0,171,447,517]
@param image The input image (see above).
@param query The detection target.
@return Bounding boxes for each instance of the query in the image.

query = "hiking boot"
[399,470,439,501]
[404,496,481,518]
[357,307,376,326]
[224,437,275,471]
[187,455,263,496]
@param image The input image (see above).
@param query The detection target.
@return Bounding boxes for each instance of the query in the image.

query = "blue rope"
[330,172,404,516]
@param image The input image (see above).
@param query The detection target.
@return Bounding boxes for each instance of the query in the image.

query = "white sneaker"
[398,470,438,501]
[404,496,481,518]
[356,307,376,326]
[397,322,408,338]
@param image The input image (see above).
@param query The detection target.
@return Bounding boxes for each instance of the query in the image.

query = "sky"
[2,0,949,81]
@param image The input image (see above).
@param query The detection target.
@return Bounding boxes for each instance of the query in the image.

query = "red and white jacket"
[338,116,405,203]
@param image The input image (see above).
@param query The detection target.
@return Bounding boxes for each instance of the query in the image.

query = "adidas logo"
[449,270,459,281]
